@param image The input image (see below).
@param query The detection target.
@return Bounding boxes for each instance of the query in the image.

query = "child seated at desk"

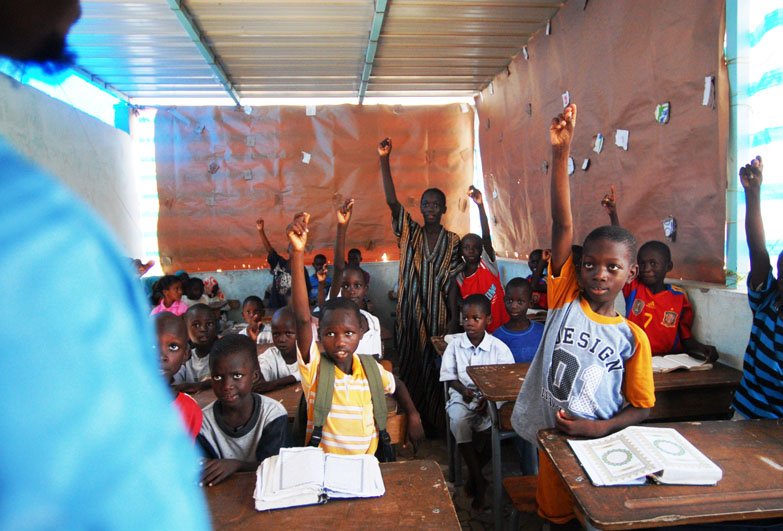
[287,211,424,455]
[197,334,288,487]
[238,295,273,345]
[183,277,209,308]
[173,304,218,393]
[493,277,544,363]
[253,306,301,393]
[155,312,202,440]
[308,253,331,303]
[150,275,188,316]
[511,104,655,526]
[440,293,514,510]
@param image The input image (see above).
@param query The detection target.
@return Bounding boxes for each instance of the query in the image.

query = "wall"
[0,74,141,255]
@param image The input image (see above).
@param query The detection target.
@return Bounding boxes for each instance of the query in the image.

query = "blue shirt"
[309,273,331,299]
[0,139,209,530]
[493,322,545,363]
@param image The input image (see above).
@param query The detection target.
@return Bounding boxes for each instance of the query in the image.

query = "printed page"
[664,353,712,371]
[569,431,660,486]
[628,426,722,485]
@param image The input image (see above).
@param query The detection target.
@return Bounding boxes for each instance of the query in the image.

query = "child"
[378,137,462,434]
[602,189,719,359]
[150,275,188,316]
[308,254,331,302]
[526,249,548,310]
[173,304,218,392]
[733,156,783,420]
[511,103,655,526]
[287,211,425,455]
[326,199,383,358]
[440,294,514,509]
[197,334,288,487]
[253,306,301,393]
[348,247,371,285]
[183,277,209,308]
[239,295,273,345]
[493,277,545,363]
[256,217,312,308]
[456,186,509,333]
[155,312,203,439]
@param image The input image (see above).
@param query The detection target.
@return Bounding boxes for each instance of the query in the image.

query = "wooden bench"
[503,475,538,529]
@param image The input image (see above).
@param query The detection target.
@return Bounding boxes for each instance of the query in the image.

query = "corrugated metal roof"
[69,0,563,102]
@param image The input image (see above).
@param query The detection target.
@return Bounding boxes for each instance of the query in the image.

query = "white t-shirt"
[257,346,301,382]
[173,348,211,384]
[239,324,273,345]
[355,309,383,358]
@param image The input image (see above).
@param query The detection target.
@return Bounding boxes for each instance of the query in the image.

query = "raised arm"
[378,138,402,219]
[530,249,551,289]
[286,213,313,359]
[601,185,620,227]
[328,199,354,300]
[256,218,276,256]
[468,186,495,261]
[740,156,770,288]
[549,104,577,275]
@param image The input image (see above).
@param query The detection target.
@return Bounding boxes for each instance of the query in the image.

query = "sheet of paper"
[279,447,324,490]
[305,105,316,116]
[460,103,469,113]
[615,129,629,150]
[702,76,713,106]
[593,133,603,153]
[324,454,365,494]
[301,151,311,164]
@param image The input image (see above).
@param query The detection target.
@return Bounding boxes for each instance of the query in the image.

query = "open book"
[568,426,722,486]
[254,447,385,511]
[652,353,712,373]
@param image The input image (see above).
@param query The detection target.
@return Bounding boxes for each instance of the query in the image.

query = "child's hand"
[378,137,392,158]
[689,343,719,364]
[247,320,260,342]
[201,458,242,487]
[601,185,617,214]
[467,185,483,205]
[406,411,425,452]
[336,198,354,226]
[739,156,763,191]
[461,388,475,402]
[256,218,264,232]
[549,103,577,149]
[475,395,488,413]
[555,409,606,438]
[316,264,329,283]
[541,249,552,262]
[286,212,310,252]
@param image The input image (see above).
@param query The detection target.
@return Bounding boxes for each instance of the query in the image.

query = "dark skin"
[156,315,189,397]
[503,284,533,332]
[601,185,620,226]
[175,308,218,393]
[528,249,549,309]
[549,103,649,437]
[467,185,496,261]
[287,212,426,447]
[378,138,460,333]
[201,352,261,486]
[242,301,266,343]
[253,310,299,393]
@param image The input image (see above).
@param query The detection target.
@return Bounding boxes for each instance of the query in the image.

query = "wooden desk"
[192,384,304,417]
[649,363,742,421]
[206,459,460,530]
[538,419,783,530]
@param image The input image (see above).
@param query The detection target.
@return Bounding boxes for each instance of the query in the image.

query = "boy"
[308,254,331,302]
[173,303,218,392]
[511,104,655,525]
[239,295,273,345]
[526,249,549,310]
[197,335,287,487]
[183,277,209,307]
[256,217,312,308]
[253,306,301,393]
[734,156,783,419]
[440,294,514,510]
[155,312,203,439]
[456,186,509,333]
[493,277,545,363]
[287,212,425,454]
[348,247,371,285]
[603,190,719,359]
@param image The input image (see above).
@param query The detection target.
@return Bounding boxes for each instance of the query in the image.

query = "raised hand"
[377,137,392,158]
[541,249,552,262]
[286,212,310,252]
[467,185,483,206]
[739,156,763,190]
[549,103,577,149]
[601,185,617,214]
[336,198,354,226]
[255,218,264,232]
[316,264,328,283]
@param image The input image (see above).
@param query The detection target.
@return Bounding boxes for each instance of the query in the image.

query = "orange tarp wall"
[154,105,474,273]
[476,0,729,283]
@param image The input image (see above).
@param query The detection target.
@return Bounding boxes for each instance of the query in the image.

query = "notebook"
[651,353,713,373]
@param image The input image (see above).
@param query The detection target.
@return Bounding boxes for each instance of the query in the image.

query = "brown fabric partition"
[154,104,473,273]
[476,0,728,283]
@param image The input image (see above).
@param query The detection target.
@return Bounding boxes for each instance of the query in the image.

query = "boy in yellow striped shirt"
[287,212,424,455]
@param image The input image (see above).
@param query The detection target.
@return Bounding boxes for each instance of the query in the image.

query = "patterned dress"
[393,206,462,432]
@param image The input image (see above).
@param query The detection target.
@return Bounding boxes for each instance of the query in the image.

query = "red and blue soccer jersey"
[623,279,693,355]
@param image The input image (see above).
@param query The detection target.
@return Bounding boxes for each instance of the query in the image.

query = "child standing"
[155,312,203,440]
[197,334,288,487]
[493,277,545,363]
[733,156,783,419]
[456,186,509,333]
[511,104,655,525]
[173,304,218,392]
[254,306,301,393]
[308,254,331,302]
[239,295,273,345]
[256,217,312,308]
[440,294,514,509]
[526,249,549,310]
[287,212,425,454]
[378,137,462,434]
[150,275,188,316]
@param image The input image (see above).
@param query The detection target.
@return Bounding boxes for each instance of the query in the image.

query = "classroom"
[1,0,781,530]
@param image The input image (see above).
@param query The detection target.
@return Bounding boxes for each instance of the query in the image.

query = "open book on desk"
[568,426,722,486]
[652,353,712,373]
[254,447,385,511]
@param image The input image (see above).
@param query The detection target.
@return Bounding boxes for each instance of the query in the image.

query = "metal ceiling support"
[70,66,130,102]
[166,0,241,105]
[358,0,388,103]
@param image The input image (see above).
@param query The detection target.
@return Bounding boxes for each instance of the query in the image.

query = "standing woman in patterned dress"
[378,137,463,435]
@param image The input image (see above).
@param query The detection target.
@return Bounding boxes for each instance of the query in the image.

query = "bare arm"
[286,213,314,360]
[601,185,620,227]
[256,218,276,256]
[253,375,297,394]
[393,376,425,445]
[555,405,650,438]
[549,104,577,276]
[530,249,550,289]
[446,278,461,334]
[328,199,354,300]
[468,186,495,261]
[378,138,402,219]
[740,157,770,288]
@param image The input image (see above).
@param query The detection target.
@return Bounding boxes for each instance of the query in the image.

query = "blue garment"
[0,138,210,530]
[308,273,331,300]
[733,271,783,419]
[492,322,545,363]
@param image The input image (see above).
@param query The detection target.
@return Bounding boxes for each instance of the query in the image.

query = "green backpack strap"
[358,355,388,430]
[309,356,335,447]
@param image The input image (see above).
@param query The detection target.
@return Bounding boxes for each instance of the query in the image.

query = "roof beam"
[358,0,389,103]
[166,0,240,105]
[70,65,131,103]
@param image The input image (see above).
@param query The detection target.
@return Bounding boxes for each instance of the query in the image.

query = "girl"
[150,275,189,316]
